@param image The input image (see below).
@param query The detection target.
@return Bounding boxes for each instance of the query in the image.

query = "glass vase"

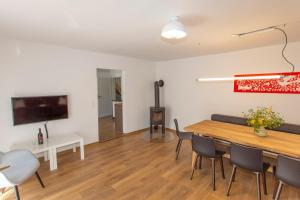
[254,126,267,137]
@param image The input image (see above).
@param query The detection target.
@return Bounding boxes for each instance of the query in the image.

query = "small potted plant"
[243,107,284,137]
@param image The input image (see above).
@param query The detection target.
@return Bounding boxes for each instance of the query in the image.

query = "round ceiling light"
[161,16,187,39]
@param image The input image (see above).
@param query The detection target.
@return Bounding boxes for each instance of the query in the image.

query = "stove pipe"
[154,80,164,108]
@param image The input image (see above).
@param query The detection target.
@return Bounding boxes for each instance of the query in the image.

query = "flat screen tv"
[12,95,68,125]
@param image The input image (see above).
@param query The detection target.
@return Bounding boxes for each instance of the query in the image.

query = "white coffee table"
[11,133,84,171]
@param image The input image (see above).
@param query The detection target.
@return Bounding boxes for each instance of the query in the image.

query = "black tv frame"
[11,95,69,126]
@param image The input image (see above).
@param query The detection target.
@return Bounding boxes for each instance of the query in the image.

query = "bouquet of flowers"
[243,107,284,136]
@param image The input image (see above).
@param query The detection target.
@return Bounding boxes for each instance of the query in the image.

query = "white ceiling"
[0,0,300,61]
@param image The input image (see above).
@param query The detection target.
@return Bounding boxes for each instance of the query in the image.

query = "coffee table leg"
[73,145,77,153]
[51,148,58,171]
[44,151,48,162]
[49,149,54,171]
[80,139,85,160]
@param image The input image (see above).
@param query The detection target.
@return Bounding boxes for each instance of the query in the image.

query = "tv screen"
[12,95,68,125]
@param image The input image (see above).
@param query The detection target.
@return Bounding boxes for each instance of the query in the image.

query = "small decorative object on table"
[38,128,44,144]
[243,107,284,137]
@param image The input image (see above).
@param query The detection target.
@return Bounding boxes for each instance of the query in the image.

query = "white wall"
[156,42,300,129]
[2,37,299,152]
[0,38,155,151]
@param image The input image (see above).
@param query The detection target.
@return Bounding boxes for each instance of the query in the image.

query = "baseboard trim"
[125,128,150,136]
[126,127,175,135]
[166,128,176,133]
[88,127,173,146]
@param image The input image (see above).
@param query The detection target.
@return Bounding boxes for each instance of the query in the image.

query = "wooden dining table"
[184,120,300,168]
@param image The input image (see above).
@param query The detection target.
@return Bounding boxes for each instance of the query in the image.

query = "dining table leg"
[192,150,197,169]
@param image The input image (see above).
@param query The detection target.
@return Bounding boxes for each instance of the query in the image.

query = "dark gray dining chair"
[174,119,193,160]
[226,143,270,200]
[190,134,225,191]
[274,155,300,200]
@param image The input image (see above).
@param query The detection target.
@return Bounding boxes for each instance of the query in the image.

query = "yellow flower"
[258,118,264,125]
[250,119,255,125]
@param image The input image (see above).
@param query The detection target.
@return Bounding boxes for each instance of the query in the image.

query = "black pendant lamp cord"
[274,26,295,72]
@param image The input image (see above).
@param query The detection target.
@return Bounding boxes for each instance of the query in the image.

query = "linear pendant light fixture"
[196,75,282,82]
[161,16,187,39]
[197,24,295,82]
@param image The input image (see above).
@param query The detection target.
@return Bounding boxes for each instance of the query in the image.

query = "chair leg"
[175,139,180,152]
[232,167,236,182]
[176,140,182,160]
[220,156,225,179]
[261,172,267,195]
[190,155,198,180]
[272,165,277,176]
[35,172,45,188]
[274,181,284,200]
[14,186,20,200]
[199,155,202,169]
[211,158,216,191]
[255,172,261,200]
[273,179,279,199]
[226,165,237,196]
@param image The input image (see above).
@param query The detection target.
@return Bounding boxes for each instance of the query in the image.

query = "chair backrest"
[192,134,216,157]
[276,155,300,188]
[230,143,263,172]
[0,150,40,188]
[174,119,180,136]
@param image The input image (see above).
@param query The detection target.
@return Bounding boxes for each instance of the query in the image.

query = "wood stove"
[150,80,165,134]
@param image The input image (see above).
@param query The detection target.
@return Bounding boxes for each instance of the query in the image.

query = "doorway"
[97,69,123,142]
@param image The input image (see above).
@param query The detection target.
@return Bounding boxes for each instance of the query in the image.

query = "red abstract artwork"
[234,72,300,94]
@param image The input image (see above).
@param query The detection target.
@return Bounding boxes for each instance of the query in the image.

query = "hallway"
[99,116,123,141]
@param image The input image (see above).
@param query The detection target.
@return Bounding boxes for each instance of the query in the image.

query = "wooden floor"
[98,116,123,141]
[2,131,300,200]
